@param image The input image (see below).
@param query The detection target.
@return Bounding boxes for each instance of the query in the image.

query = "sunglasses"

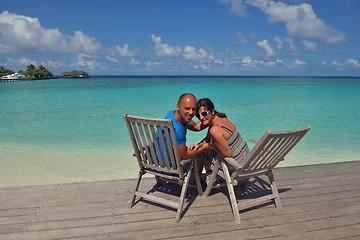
[196,110,211,119]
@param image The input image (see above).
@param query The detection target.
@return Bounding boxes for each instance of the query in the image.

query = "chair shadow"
[133,180,200,216]
[210,176,292,212]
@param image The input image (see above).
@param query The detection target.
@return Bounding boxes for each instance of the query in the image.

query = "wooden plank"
[0,160,359,240]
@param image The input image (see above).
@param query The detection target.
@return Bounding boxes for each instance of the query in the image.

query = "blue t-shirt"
[156,110,188,166]
[164,110,188,146]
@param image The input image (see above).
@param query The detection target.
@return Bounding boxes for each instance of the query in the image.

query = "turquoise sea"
[1,76,360,187]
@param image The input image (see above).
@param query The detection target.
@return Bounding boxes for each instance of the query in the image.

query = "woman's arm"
[178,142,211,160]
[210,126,232,157]
[187,120,208,132]
[188,128,212,151]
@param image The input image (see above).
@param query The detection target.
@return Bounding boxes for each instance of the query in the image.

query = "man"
[163,93,211,160]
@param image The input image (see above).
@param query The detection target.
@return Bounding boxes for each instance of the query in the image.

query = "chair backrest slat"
[163,125,177,168]
[157,125,176,168]
[124,114,182,175]
[250,137,279,170]
[261,136,288,168]
[138,123,152,165]
[269,134,299,166]
[131,122,147,163]
[240,126,310,173]
[169,125,182,168]
[143,123,157,165]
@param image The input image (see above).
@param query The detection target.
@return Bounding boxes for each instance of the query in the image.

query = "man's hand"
[188,142,212,151]
[188,143,201,151]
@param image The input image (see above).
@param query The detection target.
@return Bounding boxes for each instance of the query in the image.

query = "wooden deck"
[1,160,360,240]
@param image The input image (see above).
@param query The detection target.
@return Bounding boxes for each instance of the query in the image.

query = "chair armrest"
[180,158,192,166]
[223,157,242,169]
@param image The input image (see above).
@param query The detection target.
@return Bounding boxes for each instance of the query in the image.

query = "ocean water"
[1,76,360,187]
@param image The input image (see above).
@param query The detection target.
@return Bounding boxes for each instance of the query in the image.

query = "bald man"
[163,93,210,160]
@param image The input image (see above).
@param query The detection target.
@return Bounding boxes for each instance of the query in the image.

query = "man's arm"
[187,120,208,132]
[178,142,211,160]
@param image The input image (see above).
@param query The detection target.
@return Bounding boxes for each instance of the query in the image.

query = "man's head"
[175,93,197,124]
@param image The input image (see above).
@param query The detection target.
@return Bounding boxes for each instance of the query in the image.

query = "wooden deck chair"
[203,125,311,224]
[123,114,203,222]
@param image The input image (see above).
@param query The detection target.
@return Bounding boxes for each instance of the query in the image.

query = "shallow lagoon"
[1,76,359,187]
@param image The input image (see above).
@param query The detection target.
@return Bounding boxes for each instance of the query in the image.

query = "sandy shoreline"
[1,143,360,188]
[0,145,137,188]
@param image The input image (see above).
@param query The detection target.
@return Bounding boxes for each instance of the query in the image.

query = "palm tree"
[26,64,36,72]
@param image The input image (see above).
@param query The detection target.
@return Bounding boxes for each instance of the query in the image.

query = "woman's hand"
[201,142,212,151]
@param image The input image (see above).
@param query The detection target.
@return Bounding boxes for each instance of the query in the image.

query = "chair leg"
[176,167,192,222]
[193,158,203,196]
[221,161,241,224]
[268,171,282,209]
[129,171,143,208]
[203,158,221,197]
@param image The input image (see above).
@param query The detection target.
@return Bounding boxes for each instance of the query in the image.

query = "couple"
[164,93,249,180]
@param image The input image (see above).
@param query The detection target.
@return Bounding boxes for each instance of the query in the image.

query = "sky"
[1,0,360,76]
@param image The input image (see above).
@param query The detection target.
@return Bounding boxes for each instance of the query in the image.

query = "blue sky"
[1,0,360,76]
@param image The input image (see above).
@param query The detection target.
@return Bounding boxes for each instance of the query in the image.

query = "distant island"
[61,70,91,78]
[1,65,91,82]
[1,64,55,81]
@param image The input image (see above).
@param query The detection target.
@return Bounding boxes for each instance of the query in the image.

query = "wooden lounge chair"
[123,114,203,222]
[203,125,311,224]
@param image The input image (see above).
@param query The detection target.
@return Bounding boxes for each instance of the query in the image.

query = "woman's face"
[197,106,213,126]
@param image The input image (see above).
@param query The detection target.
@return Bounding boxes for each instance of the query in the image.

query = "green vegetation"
[19,64,54,78]
[1,64,54,79]
[61,70,90,78]
[1,65,90,80]
[0,66,15,77]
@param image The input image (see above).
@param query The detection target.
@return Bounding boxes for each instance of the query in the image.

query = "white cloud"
[183,45,213,61]
[236,32,248,44]
[70,31,102,54]
[235,0,346,44]
[294,59,306,66]
[257,39,275,57]
[345,59,360,67]
[76,53,98,70]
[0,11,102,53]
[214,58,227,65]
[274,36,283,49]
[301,40,318,52]
[130,58,139,65]
[194,64,209,70]
[115,44,136,57]
[2,57,37,70]
[285,38,295,52]
[332,60,340,66]
[47,59,63,67]
[276,59,283,64]
[274,37,296,52]
[149,34,216,63]
[150,34,181,57]
[76,60,98,70]
[241,56,258,67]
[19,57,36,66]
[106,56,119,63]
[219,0,247,17]
[146,61,164,67]
[242,56,253,63]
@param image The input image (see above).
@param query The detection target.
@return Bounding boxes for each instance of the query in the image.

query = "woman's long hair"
[197,98,227,118]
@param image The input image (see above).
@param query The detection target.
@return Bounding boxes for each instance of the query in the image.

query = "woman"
[196,98,249,180]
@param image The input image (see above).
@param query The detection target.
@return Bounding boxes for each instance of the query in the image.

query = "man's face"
[177,95,197,123]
